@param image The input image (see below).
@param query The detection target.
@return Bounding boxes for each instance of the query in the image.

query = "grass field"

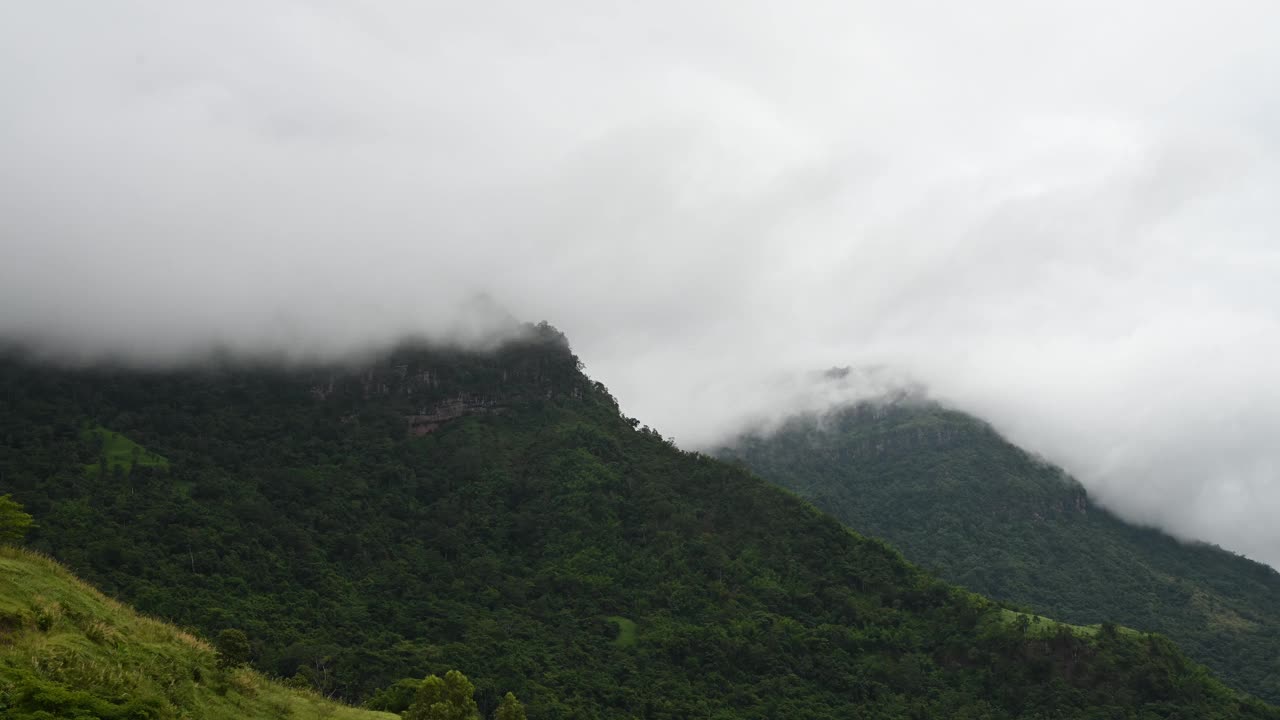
[82,426,170,476]
[606,615,637,647]
[0,545,395,720]
[991,608,1142,639]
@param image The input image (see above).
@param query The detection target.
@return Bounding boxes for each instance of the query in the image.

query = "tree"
[363,678,423,713]
[0,494,33,544]
[215,628,251,669]
[494,692,527,720]
[405,669,479,720]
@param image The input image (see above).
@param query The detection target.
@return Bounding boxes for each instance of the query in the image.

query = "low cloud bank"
[3,2,1278,567]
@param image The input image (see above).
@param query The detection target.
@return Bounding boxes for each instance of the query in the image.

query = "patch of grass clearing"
[606,615,637,647]
[81,426,169,476]
[991,608,1143,640]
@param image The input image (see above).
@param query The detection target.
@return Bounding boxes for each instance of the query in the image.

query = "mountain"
[717,398,1280,704]
[1,326,1276,719]
[0,544,395,720]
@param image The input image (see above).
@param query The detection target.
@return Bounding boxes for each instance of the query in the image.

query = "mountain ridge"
[718,398,1280,703]
[1,327,1276,718]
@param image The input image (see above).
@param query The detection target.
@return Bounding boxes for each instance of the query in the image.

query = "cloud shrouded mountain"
[2,2,1279,566]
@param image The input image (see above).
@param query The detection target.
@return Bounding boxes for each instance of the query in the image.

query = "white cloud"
[2,1,1279,566]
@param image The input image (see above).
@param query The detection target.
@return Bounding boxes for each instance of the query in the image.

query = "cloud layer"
[3,1,1279,567]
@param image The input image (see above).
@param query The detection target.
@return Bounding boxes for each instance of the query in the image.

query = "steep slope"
[0,545,395,720]
[1,327,1276,719]
[718,399,1280,703]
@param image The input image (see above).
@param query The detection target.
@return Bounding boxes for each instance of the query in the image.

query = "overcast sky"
[3,2,1279,568]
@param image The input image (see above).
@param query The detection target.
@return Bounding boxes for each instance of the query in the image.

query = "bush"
[215,628,251,669]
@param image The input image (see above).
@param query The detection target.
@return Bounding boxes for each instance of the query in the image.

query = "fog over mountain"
[3,2,1279,568]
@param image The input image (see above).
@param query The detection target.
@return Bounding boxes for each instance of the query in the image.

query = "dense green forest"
[1,326,1276,718]
[0,543,397,720]
[718,399,1280,704]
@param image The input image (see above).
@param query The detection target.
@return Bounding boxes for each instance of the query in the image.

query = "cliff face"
[303,324,586,402]
[819,405,974,457]
[406,395,503,435]
[31,323,594,440]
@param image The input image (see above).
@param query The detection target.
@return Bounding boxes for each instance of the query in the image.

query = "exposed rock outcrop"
[405,394,502,435]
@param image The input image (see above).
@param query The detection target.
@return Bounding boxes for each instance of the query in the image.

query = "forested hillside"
[719,399,1280,704]
[1,326,1276,719]
[0,544,396,720]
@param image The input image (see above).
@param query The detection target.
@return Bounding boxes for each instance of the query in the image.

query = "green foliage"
[604,616,636,647]
[406,670,479,720]
[0,494,33,544]
[364,678,422,713]
[719,400,1280,704]
[0,545,394,720]
[0,330,1275,718]
[81,426,168,477]
[216,628,252,669]
[494,692,527,720]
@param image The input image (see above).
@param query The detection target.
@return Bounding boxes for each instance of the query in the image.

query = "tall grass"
[0,546,394,720]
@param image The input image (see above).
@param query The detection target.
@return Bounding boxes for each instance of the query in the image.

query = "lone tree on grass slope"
[0,494,33,545]
[215,628,251,669]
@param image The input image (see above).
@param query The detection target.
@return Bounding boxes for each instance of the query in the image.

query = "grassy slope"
[604,617,636,647]
[0,546,394,720]
[82,426,169,476]
[719,400,1280,703]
